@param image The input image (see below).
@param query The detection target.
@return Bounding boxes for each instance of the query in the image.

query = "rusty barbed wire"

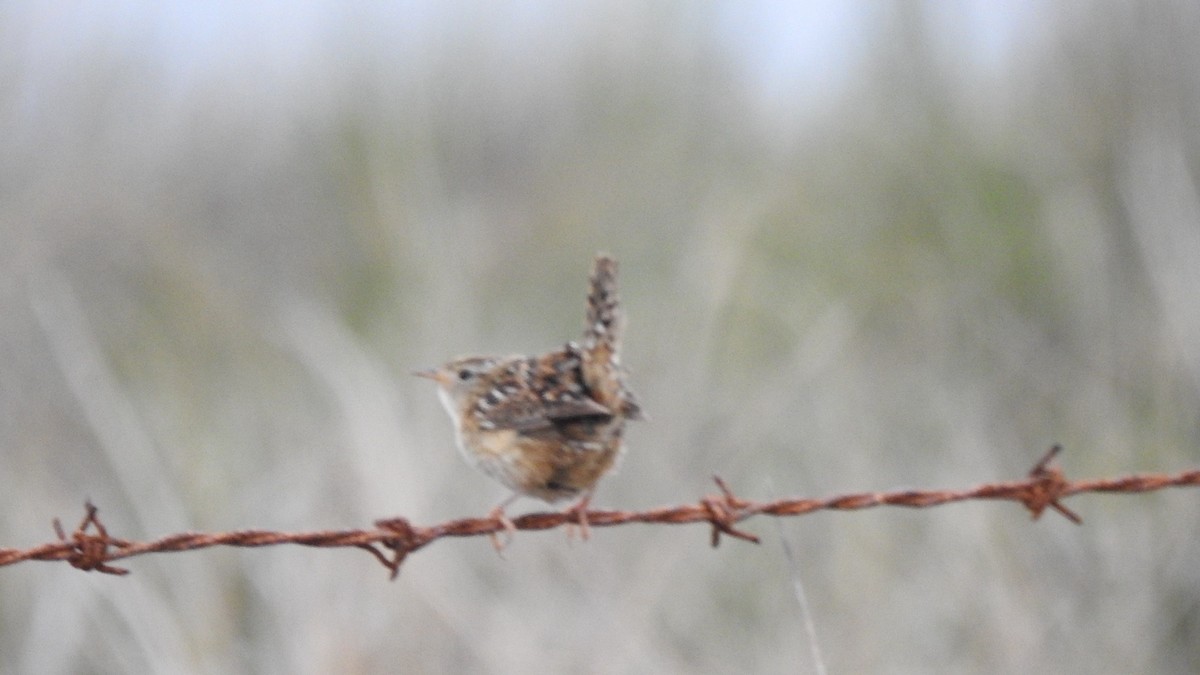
[2,446,1198,580]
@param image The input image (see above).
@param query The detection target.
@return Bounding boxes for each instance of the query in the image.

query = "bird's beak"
[413,367,445,383]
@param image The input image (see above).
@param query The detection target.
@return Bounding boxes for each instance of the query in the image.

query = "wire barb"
[703,476,761,546]
[52,501,130,576]
[370,517,431,579]
[1022,444,1082,524]
[2,446,1198,579]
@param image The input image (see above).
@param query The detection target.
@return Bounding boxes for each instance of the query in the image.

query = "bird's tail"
[581,254,642,420]
[583,254,623,356]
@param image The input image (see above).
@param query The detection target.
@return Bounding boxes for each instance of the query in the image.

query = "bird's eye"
[457,369,473,381]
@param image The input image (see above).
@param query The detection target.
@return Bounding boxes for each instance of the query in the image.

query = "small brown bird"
[417,255,641,546]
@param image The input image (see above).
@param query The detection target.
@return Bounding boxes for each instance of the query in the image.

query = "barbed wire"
[2,446,1198,580]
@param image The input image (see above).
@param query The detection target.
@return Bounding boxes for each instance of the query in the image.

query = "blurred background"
[2,1,1199,672]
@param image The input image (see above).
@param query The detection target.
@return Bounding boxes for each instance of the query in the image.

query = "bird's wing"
[471,352,613,432]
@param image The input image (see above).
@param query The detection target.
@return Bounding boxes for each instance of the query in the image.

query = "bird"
[416,254,641,548]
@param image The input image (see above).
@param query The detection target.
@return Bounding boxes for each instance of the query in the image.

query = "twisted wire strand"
[3,446,1197,580]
